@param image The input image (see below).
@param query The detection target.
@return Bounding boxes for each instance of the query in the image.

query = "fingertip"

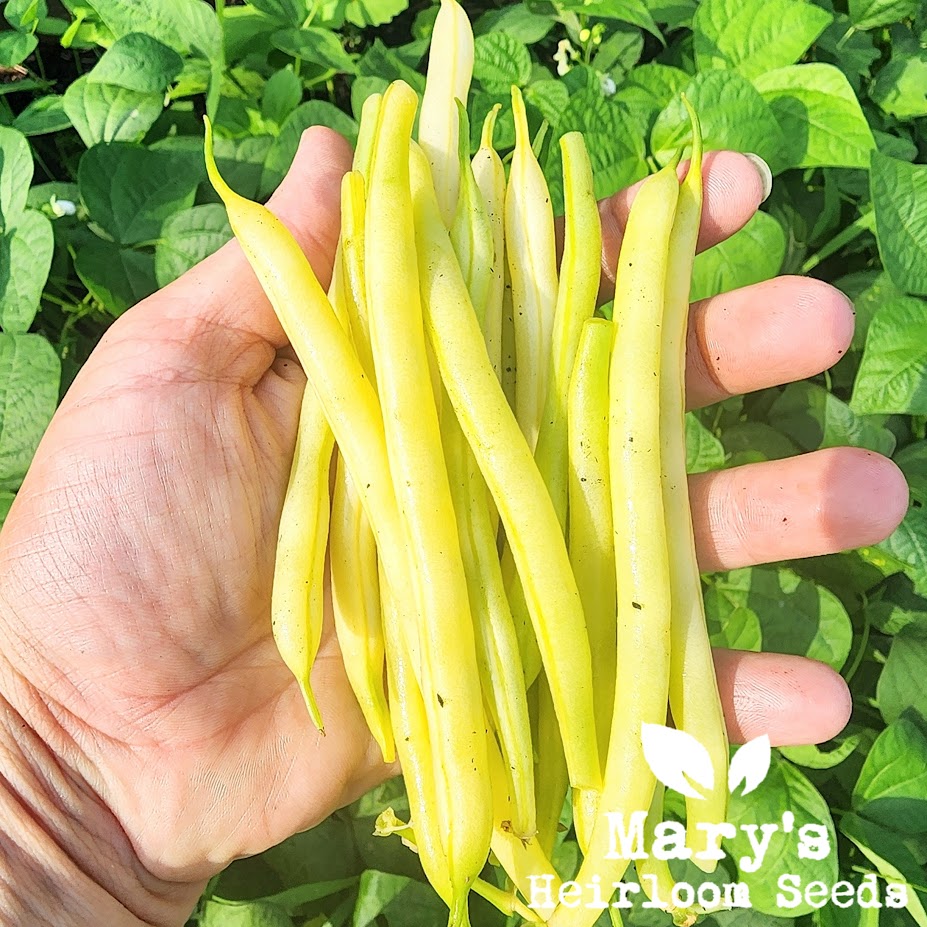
[792,277,856,370]
[782,657,853,745]
[714,650,852,746]
[263,126,354,292]
[696,151,766,252]
[822,448,911,548]
[295,125,355,172]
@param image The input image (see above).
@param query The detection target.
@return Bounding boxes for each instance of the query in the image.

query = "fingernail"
[744,153,773,203]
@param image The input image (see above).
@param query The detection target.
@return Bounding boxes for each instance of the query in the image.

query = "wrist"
[0,675,202,926]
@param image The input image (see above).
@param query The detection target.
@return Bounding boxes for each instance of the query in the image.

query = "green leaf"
[345,0,409,27]
[853,716,927,833]
[870,52,927,121]
[870,151,927,297]
[78,143,201,246]
[844,270,906,355]
[849,0,921,31]
[592,25,644,80]
[73,239,158,316]
[707,567,853,670]
[720,422,800,465]
[351,75,389,120]
[272,27,357,74]
[724,757,838,916]
[706,603,763,651]
[878,506,927,599]
[779,735,861,770]
[200,898,291,927]
[690,211,786,302]
[63,77,165,148]
[88,33,183,95]
[154,204,231,288]
[357,40,425,95]
[0,127,32,231]
[816,14,880,92]
[0,209,53,332]
[851,298,927,416]
[651,71,787,173]
[752,64,875,169]
[614,62,690,111]
[866,574,927,636]
[0,334,61,492]
[260,101,358,196]
[473,5,554,43]
[877,626,927,724]
[12,95,72,136]
[261,68,302,129]
[556,0,661,38]
[354,870,447,927]
[686,412,725,473]
[523,80,570,131]
[896,441,927,505]
[768,382,896,456]
[4,0,47,30]
[0,30,37,67]
[0,492,15,527]
[473,33,532,94]
[841,813,927,927]
[82,0,222,62]
[692,0,832,80]
[550,91,648,203]
[247,0,304,26]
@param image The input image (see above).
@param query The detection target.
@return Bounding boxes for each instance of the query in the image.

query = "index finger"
[594,151,770,303]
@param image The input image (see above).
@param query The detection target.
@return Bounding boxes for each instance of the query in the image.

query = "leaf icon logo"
[728,735,771,797]
[641,723,715,800]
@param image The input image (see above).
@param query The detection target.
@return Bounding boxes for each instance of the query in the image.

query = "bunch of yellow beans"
[204,2,730,924]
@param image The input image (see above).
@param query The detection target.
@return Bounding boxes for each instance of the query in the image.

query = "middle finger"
[684,275,855,409]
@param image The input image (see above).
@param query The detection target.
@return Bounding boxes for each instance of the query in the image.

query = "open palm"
[0,127,908,914]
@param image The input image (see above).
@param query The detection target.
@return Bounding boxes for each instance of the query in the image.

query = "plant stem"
[843,602,871,685]
[802,211,876,273]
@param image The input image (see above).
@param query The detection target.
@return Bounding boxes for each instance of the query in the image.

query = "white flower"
[555,39,576,77]
[52,198,77,217]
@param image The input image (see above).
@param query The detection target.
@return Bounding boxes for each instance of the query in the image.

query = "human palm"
[0,128,909,911]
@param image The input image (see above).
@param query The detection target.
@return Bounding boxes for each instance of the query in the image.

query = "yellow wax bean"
[548,159,680,927]
[450,101,494,328]
[636,783,700,926]
[487,732,562,923]
[533,673,569,859]
[270,384,333,732]
[375,808,542,923]
[568,318,617,762]
[505,85,558,454]
[661,100,729,870]
[501,128,602,696]
[340,171,377,386]
[203,115,422,713]
[354,91,382,180]
[501,267,517,415]
[442,396,535,842]
[409,141,601,818]
[330,461,393,763]
[380,575,452,902]
[418,0,473,226]
[533,132,602,528]
[471,104,506,380]
[366,81,490,927]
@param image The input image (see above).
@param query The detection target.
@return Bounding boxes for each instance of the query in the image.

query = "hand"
[0,129,908,925]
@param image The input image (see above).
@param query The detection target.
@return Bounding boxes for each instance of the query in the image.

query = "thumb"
[116,126,355,355]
